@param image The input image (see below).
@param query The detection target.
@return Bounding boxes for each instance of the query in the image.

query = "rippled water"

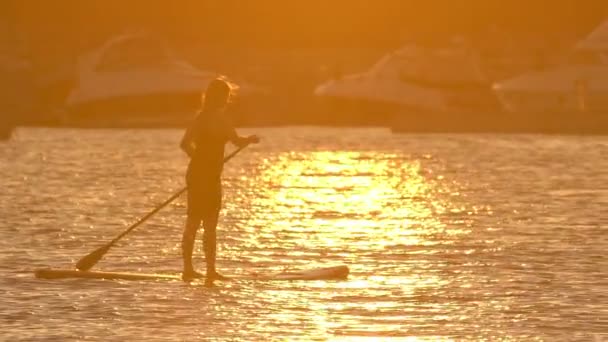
[1,127,607,341]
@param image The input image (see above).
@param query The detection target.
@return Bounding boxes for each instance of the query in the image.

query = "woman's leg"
[182,213,202,277]
[202,208,221,278]
[182,182,203,279]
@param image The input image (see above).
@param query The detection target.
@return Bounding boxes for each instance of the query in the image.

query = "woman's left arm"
[228,128,259,148]
[225,117,259,147]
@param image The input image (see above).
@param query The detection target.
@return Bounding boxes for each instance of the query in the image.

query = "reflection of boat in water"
[314,42,501,130]
[491,21,608,134]
[64,33,262,128]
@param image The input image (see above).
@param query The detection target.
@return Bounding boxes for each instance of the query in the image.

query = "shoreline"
[13,112,608,136]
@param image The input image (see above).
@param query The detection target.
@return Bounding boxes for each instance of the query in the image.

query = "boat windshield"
[372,46,487,88]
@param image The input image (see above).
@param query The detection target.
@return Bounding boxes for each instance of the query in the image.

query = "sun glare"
[240,150,462,266]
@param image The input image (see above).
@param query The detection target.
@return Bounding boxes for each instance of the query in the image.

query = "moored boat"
[314,41,502,130]
[491,20,608,134]
[64,33,264,128]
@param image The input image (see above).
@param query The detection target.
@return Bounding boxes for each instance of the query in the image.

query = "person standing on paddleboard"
[180,78,259,281]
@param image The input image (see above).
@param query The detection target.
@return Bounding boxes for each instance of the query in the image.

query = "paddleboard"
[34,265,349,282]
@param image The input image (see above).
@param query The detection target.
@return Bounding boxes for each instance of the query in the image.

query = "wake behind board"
[34,265,349,282]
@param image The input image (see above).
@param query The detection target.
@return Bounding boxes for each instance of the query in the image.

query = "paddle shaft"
[76,144,248,270]
[107,187,186,245]
[109,144,247,242]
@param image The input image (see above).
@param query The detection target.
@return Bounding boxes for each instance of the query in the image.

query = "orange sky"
[6,0,606,46]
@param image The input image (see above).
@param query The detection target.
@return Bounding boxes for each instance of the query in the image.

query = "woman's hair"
[201,77,238,112]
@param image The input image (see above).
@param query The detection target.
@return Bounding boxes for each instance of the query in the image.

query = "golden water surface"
[1,127,606,341]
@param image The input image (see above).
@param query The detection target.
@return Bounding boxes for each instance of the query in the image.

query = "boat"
[63,33,262,128]
[314,40,502,130]
[491,20,608,134]
[34,265,349,282]
[575,20,608,53]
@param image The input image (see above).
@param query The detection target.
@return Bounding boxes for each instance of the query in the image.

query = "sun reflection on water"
[247,151,461,250]
[232,149,473,337]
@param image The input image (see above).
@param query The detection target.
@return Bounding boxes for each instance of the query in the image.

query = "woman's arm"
[227,127,259,147]
[224,117,259,147]
[180,126,196,158]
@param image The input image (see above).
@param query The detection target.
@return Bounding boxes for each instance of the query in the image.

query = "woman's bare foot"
[207,271,230,281]
[203,271,230,287]
[182,269,205,281]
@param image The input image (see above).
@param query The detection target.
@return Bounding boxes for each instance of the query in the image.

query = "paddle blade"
[75,244,112,271]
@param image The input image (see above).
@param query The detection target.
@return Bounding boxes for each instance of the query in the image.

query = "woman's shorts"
[186,178,222,219]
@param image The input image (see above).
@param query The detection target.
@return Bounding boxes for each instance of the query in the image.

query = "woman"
[180,78,259,282]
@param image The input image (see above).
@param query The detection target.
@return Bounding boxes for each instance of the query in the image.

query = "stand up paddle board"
[34,265,349,282]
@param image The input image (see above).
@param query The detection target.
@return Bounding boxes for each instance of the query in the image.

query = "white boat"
[492,65,608,115]
[576,20,608,53]
[65,33,260,127]
[314,42,500,128]
[493,20,608,117]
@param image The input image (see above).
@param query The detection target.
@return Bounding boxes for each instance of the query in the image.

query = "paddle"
[75,144,250,271]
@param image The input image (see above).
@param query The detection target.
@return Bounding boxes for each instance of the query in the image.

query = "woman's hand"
[246,135,260,144]
[236,135,259,147]
[233,134,260,148]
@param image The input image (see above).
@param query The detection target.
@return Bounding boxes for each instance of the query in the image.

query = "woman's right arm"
[180,126,195,158]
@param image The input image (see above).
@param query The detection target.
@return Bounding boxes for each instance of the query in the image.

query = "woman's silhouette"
[180,78,259,282]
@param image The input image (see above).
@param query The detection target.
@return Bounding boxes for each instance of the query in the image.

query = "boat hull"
[390,109,608,135]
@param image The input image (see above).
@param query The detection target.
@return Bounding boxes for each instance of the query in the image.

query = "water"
[1,127,606,341]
